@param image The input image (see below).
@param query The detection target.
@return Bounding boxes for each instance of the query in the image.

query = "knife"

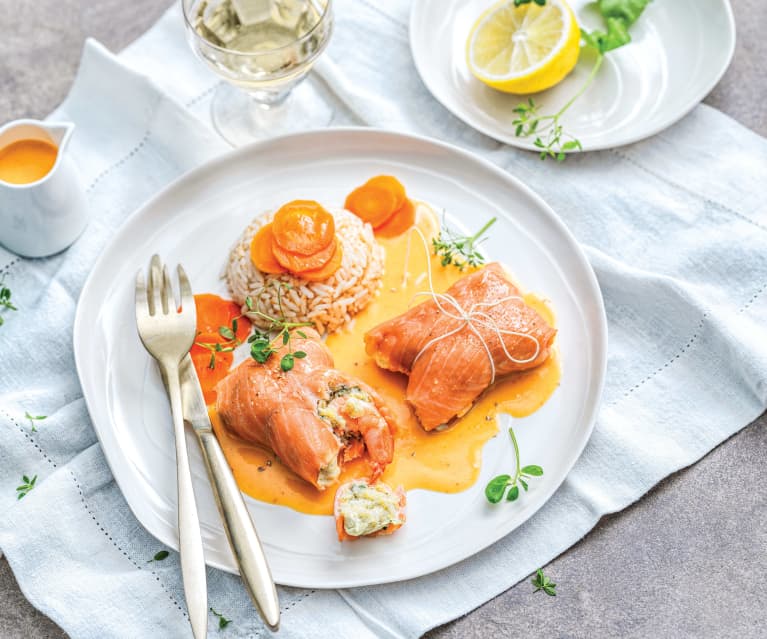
[164,354,281,631]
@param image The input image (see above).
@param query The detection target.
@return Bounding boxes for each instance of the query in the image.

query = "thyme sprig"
[432,217,497,271]
[485,426,544,503]
[244,283,312,373]
[194,315,243,370]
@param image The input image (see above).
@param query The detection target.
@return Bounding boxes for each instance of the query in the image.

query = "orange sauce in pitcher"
[204,204,561,515]
[0,139,58,184]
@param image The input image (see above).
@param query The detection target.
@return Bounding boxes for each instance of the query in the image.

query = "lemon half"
[466,0,581,94]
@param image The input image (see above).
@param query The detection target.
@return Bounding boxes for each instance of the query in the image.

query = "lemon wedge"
[466,0,581,94]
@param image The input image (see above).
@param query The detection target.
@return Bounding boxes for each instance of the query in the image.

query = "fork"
[135,255,207,639]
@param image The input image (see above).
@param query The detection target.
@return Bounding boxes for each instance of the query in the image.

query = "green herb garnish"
[514,0,546,5]
[24,412,46,432]
[433,217,496,271]
[0,279,17,326]
[531,568,557,596]
[210,607,232,630]
[195,316,242,370]
[485,426,543,503]
[147,550,170,563]
[16,474,37,500]
[244,284,312,373]
[512,0,652,160]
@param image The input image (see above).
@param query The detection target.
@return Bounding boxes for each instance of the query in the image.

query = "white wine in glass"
[184,0,333,144]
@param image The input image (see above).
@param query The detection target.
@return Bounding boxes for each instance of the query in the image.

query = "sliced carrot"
[272,200,335,256]
[374,198,416,238]
[298,241,343,281]
[190,332,235,405]
[365,175,406,210]
[344,184,398,228]
[272,236,337,273]
[250,223,287,275]
[194,294,251,342]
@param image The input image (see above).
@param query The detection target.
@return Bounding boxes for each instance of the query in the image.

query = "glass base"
[210,80,333,146]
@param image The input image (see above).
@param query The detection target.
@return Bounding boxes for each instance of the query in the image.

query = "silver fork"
[135,255,207,639]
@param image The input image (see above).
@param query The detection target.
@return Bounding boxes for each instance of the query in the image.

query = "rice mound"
[225,208,385,334]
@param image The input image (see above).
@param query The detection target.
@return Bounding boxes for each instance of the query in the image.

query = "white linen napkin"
[1,2,766,637]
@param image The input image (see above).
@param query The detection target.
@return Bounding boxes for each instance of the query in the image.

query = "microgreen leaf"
[506,485,520,501]
[218,326,235,340]
[293,351,307,359]
[280,353,295,372]
[521,465,544,476]
[24,412,47,432]
[485,475,511,503]
[147,550,169,563]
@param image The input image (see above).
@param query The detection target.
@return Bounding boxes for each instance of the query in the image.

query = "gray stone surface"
[1,1,765,637]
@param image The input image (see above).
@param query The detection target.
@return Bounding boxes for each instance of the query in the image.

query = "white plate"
[410,0,735,152]
[74,129,607,588]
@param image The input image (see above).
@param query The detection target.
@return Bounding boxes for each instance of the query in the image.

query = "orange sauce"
[0,139,58,184]
[211,205,561,515]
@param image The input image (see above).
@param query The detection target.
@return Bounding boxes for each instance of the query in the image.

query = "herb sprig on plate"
[244,283,313,373]
[147,550,169,563]
[194,315,243,370]
[512,0,652,160]
[485,426,543,503]
[433,217,497,271]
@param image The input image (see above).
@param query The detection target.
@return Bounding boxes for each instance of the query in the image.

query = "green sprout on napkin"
[512,0,652,160]
[210,607,232,630]
[0,279,17,326]
[16,474,37,500]
[531,568,557,596]
[25,412,46,432]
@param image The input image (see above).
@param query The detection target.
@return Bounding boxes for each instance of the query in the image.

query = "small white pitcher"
[0,119,88,257]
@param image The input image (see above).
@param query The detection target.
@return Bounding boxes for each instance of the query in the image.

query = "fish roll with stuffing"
[216,328,395,489]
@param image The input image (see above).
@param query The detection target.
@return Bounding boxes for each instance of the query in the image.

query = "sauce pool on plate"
[207,204,561,515]
[0,139,58,184]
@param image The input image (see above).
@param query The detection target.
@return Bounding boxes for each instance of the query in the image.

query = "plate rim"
[408,0,737,152]
[73,126,608,588]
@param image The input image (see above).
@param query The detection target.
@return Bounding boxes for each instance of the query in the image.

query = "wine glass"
[183,0,333,145]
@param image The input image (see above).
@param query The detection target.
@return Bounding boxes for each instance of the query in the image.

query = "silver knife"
[165,355,281,631]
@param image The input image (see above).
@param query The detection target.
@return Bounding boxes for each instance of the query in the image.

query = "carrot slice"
[365,175,406,210]
[272,236,338,273]
[250,223,287,275]
[298,241,343,282]
[344,184,398,228]
[374,198,416,238]
[272,200,335,256]
[194,294,251,342]
[190,332,235,405]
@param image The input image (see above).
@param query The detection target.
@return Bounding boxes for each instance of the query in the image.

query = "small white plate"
[410,0,735,152]
[74,129,607,588]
